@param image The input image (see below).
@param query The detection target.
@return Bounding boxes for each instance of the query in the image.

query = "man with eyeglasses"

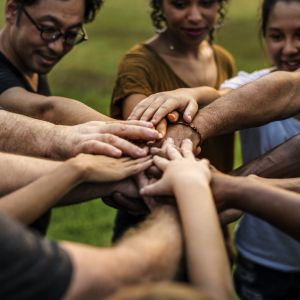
[0,0,164,234]
[0,0,161,155]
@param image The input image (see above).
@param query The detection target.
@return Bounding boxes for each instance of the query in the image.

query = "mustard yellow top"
[111,43,236,172]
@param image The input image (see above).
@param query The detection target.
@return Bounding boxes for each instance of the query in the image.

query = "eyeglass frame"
[20,6,88,46]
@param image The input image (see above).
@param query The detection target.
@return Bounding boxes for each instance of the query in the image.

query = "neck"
[160,30,203,58]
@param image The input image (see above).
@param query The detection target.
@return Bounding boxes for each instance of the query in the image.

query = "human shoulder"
[212,44,235,65]
[0,52,27,94]
[220,68,273,90]
[118,43,163,72]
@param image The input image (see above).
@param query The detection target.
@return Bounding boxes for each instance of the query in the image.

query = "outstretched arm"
[231,134,300,178]
[193,70,300,141]
[0,154,152,224]
[141,139,233,300]
[62,205,182,299]
[0,110,160,159]
[212,173,300,242]
[0,204,182,300]
[1,87,112,124]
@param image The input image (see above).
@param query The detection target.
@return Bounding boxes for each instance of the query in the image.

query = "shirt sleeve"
[0,60,27,94]
[220,69,272,90]
[0,213,73,300]
[110,47,155,119]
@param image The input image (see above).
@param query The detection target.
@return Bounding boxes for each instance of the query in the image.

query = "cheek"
[266,42,281,64]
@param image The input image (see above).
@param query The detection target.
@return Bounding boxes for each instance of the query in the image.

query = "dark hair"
[150,0,228,42]
[15,0,103,23]
[261,0,296,37]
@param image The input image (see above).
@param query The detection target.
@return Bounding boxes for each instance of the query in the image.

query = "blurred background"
[0,0,266,246]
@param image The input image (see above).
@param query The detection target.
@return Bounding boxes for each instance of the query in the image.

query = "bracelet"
[176,121,202,144]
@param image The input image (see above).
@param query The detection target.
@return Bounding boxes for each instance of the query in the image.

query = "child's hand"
[141,138,211,197]
[72,154,153,183]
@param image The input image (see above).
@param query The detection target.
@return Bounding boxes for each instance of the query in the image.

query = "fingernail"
[136,148,147,156]
[158,133,163,139]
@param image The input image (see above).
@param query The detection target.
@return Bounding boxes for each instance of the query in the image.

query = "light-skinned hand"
[140,138,211,197]
[128,88,198,125]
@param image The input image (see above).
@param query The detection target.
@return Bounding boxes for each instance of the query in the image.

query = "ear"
[5,0,19,25]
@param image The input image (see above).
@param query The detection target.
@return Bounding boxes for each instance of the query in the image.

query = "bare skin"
[141,139,234,300]
[211,171,300,242]
[0,153,152,224]
[0,110,161,159]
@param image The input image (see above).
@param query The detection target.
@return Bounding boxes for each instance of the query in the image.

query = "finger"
[183,100,198,123]
[166,144,183,160]
[152,103,177,125]
[153,155,169,171]
[75,140,122,157]
[100,134,148,158]
[101,124,160,140]
[181,139,194,159]
[121,120,154,128]
[196,146,202,156]
[128,97,155,120]
[167,111,180,123]
[140,180,165,197]
[156,119,167,139]
[124,159,153,177]
[140,97,166,122]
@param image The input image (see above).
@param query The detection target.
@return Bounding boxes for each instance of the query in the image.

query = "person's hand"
[128,88,198,125]
[102,178,149,214]
[71,154,153,183]
[150,123,201,156]
[51,120,162,159]
[141,139,211,197]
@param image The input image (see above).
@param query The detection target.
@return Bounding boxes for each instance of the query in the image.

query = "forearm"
[232,134,300,178]
[251,177,300,193]
[0,110,57,157]
[0,160,84,224]
[174,179,233,300]
[63,205,182,299]
[193,71,300,141]
[42,97,113,125]
[188,86,221,107]
[229,177,300,242]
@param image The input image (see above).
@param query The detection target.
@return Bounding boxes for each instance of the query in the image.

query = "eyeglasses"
[21,7,88,46]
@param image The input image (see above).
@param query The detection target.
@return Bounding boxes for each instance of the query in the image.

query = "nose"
[47,38,67,55]
[282,38,299,57]
[187,5,203,23]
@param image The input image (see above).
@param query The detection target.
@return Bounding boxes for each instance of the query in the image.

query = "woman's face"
[161,0,219,46]
[265,1,300,71]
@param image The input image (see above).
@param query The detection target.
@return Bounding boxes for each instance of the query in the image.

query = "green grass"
[0,0,264,246]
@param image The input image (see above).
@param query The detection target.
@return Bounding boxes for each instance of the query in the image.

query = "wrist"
[65,156,89,184]
[46,125,71,159]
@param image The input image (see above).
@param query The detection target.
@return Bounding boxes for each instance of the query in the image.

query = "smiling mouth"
[38,53,59,66]
[181,27,208,37]
[281,60,300,71]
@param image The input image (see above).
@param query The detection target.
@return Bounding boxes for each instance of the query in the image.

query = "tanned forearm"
[232,134,300,178]
[40,96,113,124]
[193,70,300,141]
[62,205,182,300]
[0,110,57,157]
[0,160,84,224]
[229,177,300,242]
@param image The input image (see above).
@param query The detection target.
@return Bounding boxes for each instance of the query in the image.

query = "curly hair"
[150,0,229,42]
[15,0,103,23]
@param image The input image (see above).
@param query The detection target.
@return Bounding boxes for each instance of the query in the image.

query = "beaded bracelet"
[176,121,202,144]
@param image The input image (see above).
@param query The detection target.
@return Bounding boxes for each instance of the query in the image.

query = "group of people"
[1,0,300,299]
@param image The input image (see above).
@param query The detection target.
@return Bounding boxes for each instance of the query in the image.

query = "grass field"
[1,0,267,246]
